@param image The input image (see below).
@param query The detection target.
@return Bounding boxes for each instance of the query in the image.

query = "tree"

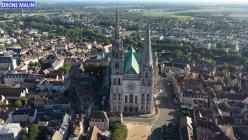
[19,135,28,140]
[20,96,28,102]
[28,124,39,140]
[62,64,72,73]
[16,59,21,66]
[223,76,231,85]
[175,50,183,58]
[18,38,29,46]
[111,123,128,140]
[14,99,22,108]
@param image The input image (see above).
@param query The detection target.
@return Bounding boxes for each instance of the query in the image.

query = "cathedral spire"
[112,8,122,60]
[114,8,121,49]
[115,8,120,40]
[143,21,153,67]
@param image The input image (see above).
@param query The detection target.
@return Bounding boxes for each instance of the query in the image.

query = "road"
[150,77,175,140]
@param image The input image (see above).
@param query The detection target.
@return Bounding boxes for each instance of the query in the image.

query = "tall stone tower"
[110,8,124,112]
[140,23,154,114]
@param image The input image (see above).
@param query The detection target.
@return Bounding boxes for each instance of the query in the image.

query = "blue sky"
[52,0,248,4]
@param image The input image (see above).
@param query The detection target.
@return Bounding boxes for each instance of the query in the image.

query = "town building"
[89,111,109,131]
[0,56,17,70]
[0,123,22,140]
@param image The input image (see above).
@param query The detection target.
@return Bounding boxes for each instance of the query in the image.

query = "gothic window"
[135,96,138,103]
[113,78,116,85]
[142,94,145,100]
[118,94,121,100]
[135,108,138,112]
[125,96,128,103]
[147,94,150,101]
[129,94,133,103]
[118,78,121,85]
[115,63,119,69]
[142,79,145,85]
[145,72,148,78]
[124,107,127,112]
[114,94,116,100]
[113,51,115,57]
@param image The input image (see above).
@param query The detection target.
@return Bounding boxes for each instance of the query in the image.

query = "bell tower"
[110,8,124,113]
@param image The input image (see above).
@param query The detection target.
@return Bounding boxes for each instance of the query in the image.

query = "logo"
[1,1,36,8]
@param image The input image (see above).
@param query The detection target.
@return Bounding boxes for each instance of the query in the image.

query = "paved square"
[126,123,152,140]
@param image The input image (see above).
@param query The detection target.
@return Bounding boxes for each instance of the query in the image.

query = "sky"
[120,0,247,3]
[48,0,248,4]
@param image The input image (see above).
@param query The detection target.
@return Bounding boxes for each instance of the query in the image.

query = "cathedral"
[110,9,156,114]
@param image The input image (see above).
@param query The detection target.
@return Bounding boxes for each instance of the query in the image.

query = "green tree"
[18,38,29,46]
[14,100,22,108]
[20,96,28,102]
[62,64,72,73]
[175,50,183,58]
[111,123,128,140]
[223,76,231,85]
[28,124,39,140]
[16,59,21,66]
[19,135,28,140]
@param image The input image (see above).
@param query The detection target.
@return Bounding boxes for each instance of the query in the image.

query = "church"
[110,9,156,114]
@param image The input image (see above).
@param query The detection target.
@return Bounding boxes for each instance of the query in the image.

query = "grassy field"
[143,9,193,19]
[140,8,248,19]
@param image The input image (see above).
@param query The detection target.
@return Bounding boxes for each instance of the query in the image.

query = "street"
[150,77,176,140]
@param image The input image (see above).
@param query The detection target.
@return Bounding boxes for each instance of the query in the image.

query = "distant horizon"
[37,0,248,5]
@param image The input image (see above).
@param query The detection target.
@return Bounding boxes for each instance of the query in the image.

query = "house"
[29,96,48,107]
[49,58,65,71]
[3,73,42,85]
[51,113,71,140]
[86,126,103,140]
[196,120,230,140]
[180,89,208,109]
[69,114,85,140]
[44,69,64,80]
[180,116,193,140]
[193,108,231,140]
[55,43,68,51]
[0,95,8,111]
[82,42,92,50]
[89,111,109,131]
[64,57,77,65]
[0,123,22,140]
[23,78,42,89]
[167,58,190,69]
[103,44,112,53]
[0,56,17,70]
[0,88,28,100]
[37,79,66,93]
[108,112,123,123]
[12,108,37,123]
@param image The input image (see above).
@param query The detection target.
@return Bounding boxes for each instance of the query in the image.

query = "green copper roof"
[124,47,141,74]
[131,47,136,53]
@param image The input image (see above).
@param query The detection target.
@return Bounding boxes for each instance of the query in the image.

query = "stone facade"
[110,9,155,115]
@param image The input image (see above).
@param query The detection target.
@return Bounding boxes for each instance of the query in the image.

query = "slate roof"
[0,57,13,63]
[89,111,108,122]
[0,88,26,98]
